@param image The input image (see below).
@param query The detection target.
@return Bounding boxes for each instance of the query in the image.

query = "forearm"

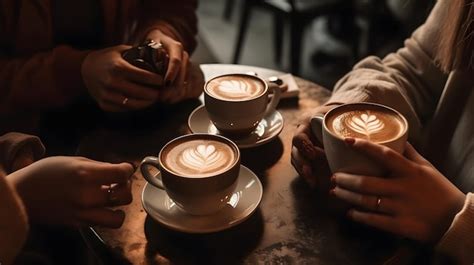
[0,174,29,265]
[436,193,474,265]
[0,46,90,115]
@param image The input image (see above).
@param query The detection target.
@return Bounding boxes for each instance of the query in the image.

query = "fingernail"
[329,188,336,196]
[344,137,355,146]
[330,175,336,183]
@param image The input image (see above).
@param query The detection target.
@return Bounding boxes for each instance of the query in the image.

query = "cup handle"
[264,83,282,117]
[140,156,165,189]
[310,115,325,143]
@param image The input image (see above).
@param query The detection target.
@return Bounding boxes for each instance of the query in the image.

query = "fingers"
[292,123,324,161]
[164,51,189,104]
[161,35,184,84]
[333,172,396,196]
[88,162,134,185]
[404,142,430,165]
[332,187,395,214]
[77,208,126,228]
[347,209,397,234]
[110,80,159,100]
[291,147,317,188]
[100,86,156,110]
[347,138,411,173]
[119,59,164,87]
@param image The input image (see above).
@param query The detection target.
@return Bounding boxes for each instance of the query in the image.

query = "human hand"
[8,157,134,228]
[291,105,336,190]
[146,29,203,104]
[82,45,164,112]
[332,139,465,243]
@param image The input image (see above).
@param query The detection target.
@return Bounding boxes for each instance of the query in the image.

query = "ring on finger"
[107,184,119,204]
[375,196,382,212]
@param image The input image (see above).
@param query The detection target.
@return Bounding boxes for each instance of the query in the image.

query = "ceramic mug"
[140,134,241,215]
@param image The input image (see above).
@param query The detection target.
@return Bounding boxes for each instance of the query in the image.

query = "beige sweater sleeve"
[326,0,449,143]
[0,174,29,265]
[436,193,474,265]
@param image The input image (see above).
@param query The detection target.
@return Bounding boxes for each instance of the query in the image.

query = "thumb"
[404,142,430,165]
[115,44,133,53]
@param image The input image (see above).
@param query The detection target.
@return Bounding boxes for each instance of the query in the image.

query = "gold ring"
[122,97,129,105]
[107,184,119,204]
[376,196,382,211]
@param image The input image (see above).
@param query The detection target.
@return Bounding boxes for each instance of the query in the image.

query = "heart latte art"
[163,140,236,177]
[206,75,265,101]
[327,109,405,142]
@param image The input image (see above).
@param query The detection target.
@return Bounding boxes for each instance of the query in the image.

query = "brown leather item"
[122,39,169,76]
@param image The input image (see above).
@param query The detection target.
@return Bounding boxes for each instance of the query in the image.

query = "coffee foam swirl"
[347,113,385,137]
[179,144,227,173]
[163,139,235,177]
[328,108,404,143]
[207,76,265,101]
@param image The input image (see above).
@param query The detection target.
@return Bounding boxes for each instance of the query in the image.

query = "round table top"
[78,64,398,264]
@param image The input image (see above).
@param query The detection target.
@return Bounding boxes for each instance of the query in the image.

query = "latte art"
[163,139,236,177]
[206,75,265,101]
[180,144,227,173]
[327,108,405,143]
[217,80,257,99]
[347,113,385,138]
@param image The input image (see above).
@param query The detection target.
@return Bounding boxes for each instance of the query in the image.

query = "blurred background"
[192,0,435,89]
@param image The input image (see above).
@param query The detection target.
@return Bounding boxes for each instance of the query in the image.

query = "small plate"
[188,105,284,148]
[141,165,263,234]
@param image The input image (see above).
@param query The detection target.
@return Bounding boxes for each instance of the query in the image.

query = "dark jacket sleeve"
[0,132,45,174]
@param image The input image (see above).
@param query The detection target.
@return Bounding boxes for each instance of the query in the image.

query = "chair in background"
[231,0,354,75]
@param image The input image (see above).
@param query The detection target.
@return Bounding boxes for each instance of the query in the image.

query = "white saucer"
[141,165,263,234]
[187,105,284,148]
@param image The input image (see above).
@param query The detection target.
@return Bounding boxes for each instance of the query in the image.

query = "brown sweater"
[0,0,198,133]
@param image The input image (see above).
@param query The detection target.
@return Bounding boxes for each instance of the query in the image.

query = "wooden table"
[78,64,398,265]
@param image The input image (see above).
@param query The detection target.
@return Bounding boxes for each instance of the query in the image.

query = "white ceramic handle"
[310,115,325,143]
[264,83,281,117]
[140,156,165,189]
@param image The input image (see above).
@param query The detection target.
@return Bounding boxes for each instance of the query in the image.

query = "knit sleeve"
[326,0,450,143]
[436,193,474,265]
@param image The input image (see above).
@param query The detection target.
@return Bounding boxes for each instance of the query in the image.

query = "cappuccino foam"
[163,139,236,177]
[206,75,265,101]
[327,108,405,143]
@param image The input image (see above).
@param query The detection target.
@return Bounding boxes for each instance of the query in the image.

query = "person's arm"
[0,173,29,265]
[0,47,90,115]
[436,193,474,265]
[0,132,45,265]
[326,0,449,142]
[134,0,198,53]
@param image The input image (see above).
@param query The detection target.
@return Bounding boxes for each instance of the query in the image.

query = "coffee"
[162,139,237,177]
[326,105,405,143]
[205,75,265,101]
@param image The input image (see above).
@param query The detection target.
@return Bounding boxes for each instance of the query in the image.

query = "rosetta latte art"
[180,144,227,173]
[347,112,385,138]
[217,80,257,98]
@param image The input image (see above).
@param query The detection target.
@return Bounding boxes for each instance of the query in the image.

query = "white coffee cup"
[311,102,409,176]
[204,73,281,137]
[140,134,240,215]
